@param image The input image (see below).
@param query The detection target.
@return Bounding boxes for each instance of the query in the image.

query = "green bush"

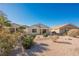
[22,35,35,49]
[43,33,48,37]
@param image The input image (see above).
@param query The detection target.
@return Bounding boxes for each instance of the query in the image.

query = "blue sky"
[0,3,79,27]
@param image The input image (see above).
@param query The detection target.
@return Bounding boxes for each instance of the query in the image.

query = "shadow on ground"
[26,43,49,56]
[9,43,49,56]
[9,46,22,56]
[54,41,72,45]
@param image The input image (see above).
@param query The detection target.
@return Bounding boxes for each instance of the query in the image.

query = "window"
[42,29,47,34]
[32,29,37,33]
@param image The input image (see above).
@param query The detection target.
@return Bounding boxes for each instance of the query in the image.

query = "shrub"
[0,28,20,55]
[22,35,35,49]
[67,29,79,37]
[43,33,48,37]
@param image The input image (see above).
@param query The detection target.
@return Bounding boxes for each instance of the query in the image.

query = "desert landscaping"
[32,35,79,56]
[9,35,79,56]
[0,10,79,56]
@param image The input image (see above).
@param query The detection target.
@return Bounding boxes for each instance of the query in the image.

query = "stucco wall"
[24,27,49,35]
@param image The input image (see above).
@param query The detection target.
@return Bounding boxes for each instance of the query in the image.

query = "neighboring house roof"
[11,23,20,28]
[21,25,29,28]
[51,24,79,30]
[64,24,79,29]
[30,23,49,28]
[24,25,29,28]
[11,23,30,29]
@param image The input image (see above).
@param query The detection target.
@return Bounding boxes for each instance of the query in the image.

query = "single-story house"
[50,24,79,35]
[2,23,21,33]
[24,23,50,35]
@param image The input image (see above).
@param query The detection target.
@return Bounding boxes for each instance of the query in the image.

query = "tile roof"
[30,23,49,28]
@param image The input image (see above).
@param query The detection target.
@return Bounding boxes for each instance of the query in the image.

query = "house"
[11,23,20,28]
[2,23,21,33]
[50,24,79,35]
[24,23,50,35]
[23,25,30,34]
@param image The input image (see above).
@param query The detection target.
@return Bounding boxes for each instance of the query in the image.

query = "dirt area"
[10,35,79,56]
[26,35,79,56]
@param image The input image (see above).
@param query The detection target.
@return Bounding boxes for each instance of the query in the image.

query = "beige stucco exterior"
[24,24,79,35]
[50,24,79,34]
[24,24,50,35]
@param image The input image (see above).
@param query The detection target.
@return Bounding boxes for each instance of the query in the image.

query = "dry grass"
[0,28,21,55]
[67,29,79,37]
